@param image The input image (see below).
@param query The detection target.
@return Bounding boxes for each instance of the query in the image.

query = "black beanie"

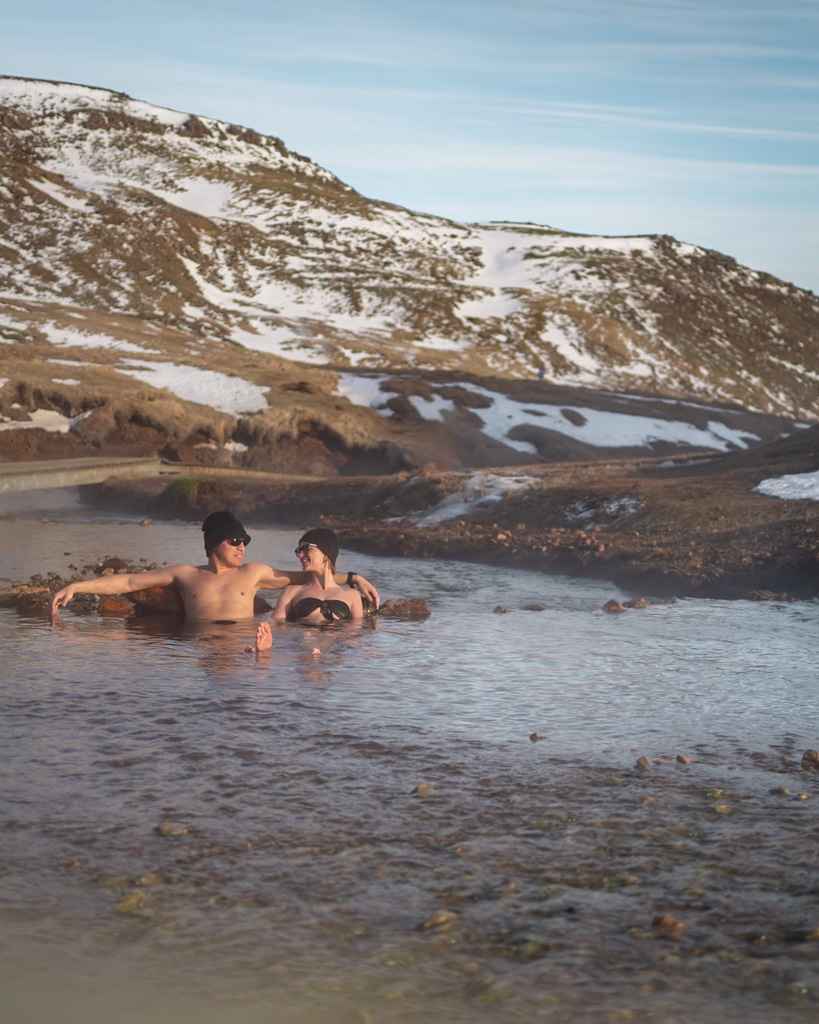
[299,528,339,567]
[202,511,251,554]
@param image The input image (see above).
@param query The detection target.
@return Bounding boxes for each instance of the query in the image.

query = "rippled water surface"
[2,492,818,1024]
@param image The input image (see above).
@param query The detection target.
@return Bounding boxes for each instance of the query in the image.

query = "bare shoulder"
[240,560,277,579]
[244,562,292,587]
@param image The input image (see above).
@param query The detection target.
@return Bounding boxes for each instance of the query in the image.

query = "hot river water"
[1,489,817,1024]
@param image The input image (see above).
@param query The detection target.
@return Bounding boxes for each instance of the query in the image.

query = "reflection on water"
[1,504,818,1023]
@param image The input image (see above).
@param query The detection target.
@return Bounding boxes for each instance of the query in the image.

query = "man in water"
[49,511,379,623]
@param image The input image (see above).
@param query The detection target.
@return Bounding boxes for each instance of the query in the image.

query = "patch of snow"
[603,391,737,413]
[180,258,244,308]
[335,374,759,452]
[334,373,392,410]
[0,80,190,127]
[412,334,468,352]
[123,98,190,127]
[768,356,819,383]
[407,394,456,422]
[223,441,248,453]
[565,496,643,528]
[541,318,603,375]
[457,382,759,452]
[0,409,73,432]
[27,177,91,211]
[544,235,657,257]
[51,378,81,386]
[655,457,717,468]
[70,409,95,427]
[754,470,819,501]
[44,325,150,354]
[457,289,522,320]
[150,179,236,219]
[117,359,269,416]
[411,472,539,525]
[231,321,326,364]
[336,346,374,367]
[0,305,28,324]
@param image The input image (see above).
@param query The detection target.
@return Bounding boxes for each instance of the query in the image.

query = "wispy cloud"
[334,140,819,183]
[489,102,819,142]
[2,0,818,290]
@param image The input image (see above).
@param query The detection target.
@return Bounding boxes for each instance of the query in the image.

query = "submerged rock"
[114,891,147,915]
[801,750,819,771]
[155,822,188,837]
[421,910,458,931]
[602,599,626,614]
[653,914,685,934]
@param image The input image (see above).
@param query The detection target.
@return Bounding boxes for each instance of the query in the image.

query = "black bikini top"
[290,597,352,622]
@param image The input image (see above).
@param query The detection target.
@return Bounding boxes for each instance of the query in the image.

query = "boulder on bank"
[0,585,52,614]
[128,586,185,615]
[376,598,431,619]
[747,589,797,603]
[97,596,135,616]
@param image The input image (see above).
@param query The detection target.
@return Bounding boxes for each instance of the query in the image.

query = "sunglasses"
[295,543,318,556]
[226,536,250,548]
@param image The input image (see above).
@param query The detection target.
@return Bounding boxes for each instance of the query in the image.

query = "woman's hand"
[352,575,379,609]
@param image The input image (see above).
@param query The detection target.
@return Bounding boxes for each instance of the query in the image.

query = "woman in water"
[252,528,363,651]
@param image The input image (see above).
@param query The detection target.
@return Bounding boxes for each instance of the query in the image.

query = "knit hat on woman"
[299,528,339,567]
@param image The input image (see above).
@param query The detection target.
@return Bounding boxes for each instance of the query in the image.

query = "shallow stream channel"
[1,488,818,1024]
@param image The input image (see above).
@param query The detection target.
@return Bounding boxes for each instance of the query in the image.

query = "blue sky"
[3,0,818,291]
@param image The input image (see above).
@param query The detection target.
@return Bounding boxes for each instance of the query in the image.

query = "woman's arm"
[50,565,179,616]
[271,585,299,622]
[346,588,365,620]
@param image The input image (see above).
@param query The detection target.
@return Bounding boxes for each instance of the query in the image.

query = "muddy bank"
[68,426,819,600]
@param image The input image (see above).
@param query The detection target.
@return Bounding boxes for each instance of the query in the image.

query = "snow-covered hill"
[2,77,818,420]
[0,76,817,477]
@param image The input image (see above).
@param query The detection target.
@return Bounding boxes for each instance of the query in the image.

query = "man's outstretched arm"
[254,564,380,608]
[50,565,179,616]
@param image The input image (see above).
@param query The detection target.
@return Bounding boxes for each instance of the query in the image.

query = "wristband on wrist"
[346,571,357,588]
